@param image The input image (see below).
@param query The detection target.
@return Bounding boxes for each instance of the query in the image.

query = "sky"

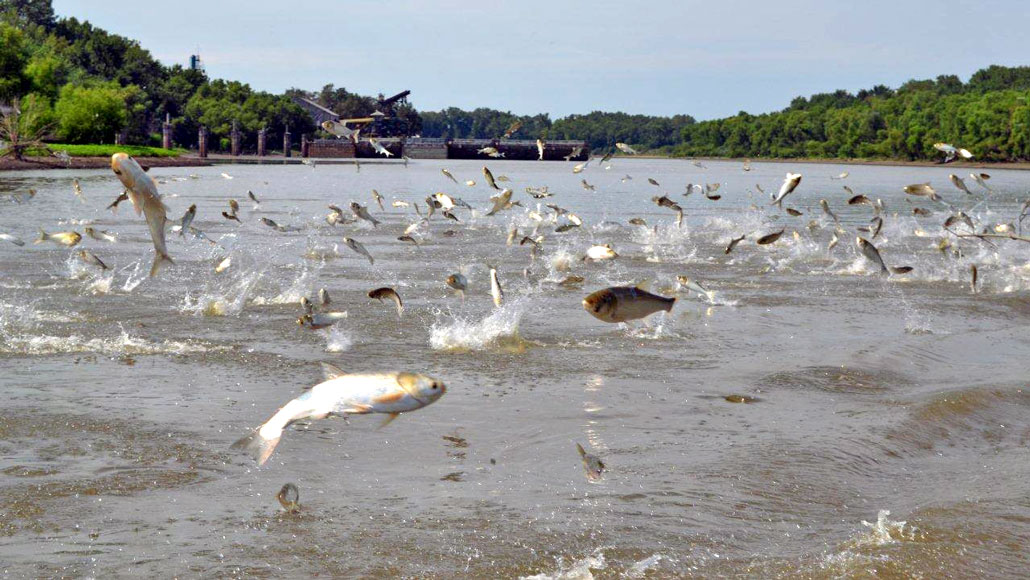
[52,0,1030,121]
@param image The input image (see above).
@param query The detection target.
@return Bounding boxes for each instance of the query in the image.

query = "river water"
[1,157,1028,577]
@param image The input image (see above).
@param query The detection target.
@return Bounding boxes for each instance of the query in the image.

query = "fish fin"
[34,228,46,244]
[149,251,173,277]
[231,429,281,466]
[341,403,374,414]
[576,443,587,458]
[377,413,400,430]
[321,362,346,381]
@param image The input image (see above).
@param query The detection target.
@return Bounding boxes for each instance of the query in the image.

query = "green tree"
[0,22,30,101]
[54,81,129,143]
[0,0,55,28]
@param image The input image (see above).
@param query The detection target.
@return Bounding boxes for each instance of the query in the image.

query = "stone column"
[231,119,241,156]
[198,126,208,158]
[257,128,267,157]
[114,132,124,145]
[162,114,172,149]
[301,135,309,158]
[283,125,291,158]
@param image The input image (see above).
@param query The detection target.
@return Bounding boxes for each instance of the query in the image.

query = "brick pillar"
[301,135,309,158]
[231,120,241,156]
[162,114,172,149]
[283,125,291,158]
[257,128,267,157]
[198,126,208,158]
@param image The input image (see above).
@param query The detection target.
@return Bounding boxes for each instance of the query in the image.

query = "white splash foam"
[856,509,914,547]
[0,328,220,355]
[324,326,353,353]
[521,547,607,580]
[181,270,263,316]
[430,302,527,352]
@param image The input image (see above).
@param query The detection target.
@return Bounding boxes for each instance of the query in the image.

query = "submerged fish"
[576,443,605,481]
[215,256,231,273]
[319,288,331,306]
[368,287,404,317]
[111,153,172,276]
[232,363,446,465]
[583,286,676,323]
[0,232,25,246]
[35,229,82,247]
[297,312,348,329]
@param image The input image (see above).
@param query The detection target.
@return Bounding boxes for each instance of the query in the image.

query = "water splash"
[181,270,263,316]
[324,325,353,353]
[856,509,915,547]
[0,327,220,355]
[430,302,529,352]
[521,547,607,580]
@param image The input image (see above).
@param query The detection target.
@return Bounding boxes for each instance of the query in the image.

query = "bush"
[53,81,129,143]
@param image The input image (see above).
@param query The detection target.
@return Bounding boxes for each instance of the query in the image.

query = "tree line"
[3,0,1029,160]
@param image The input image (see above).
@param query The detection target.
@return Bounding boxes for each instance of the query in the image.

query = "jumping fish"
[576,443,605,481]
[215,256,231,273]
[676,276,715,303]
[368,287,403,317]
[319,288,331,306]
[179,204,196,235]
[756,229,785,245]
[856,237,888,275]
[84,227,118,243]
[231,363,446,465]
[106,191,129,212]
[111,153,172,276]
[489,266,504,307]
[536,139,545,160]
[350,202,381,227]
[584,244,618,261]
[819,199,839,224]
[446,273,468,299]
[949,174,972,195]
[343,237,374,265]
[971,172,992,192]
[486,189,514,216]
[35,229,82,247]
[373,189,384,211]
[369,138,394,157]
[504,120,522,138]
[483,166,500,190]
[441,168,458,184]
[903,183,940,201]
[725,234,746,254]
[582,286,675,323]
[770,173,802,207]
[277,483,300,514]
[615,142,638,155]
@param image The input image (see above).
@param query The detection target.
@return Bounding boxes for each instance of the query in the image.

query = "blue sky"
[53,0,1030,120]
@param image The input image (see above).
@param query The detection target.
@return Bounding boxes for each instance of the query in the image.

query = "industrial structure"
[295,88,588,161]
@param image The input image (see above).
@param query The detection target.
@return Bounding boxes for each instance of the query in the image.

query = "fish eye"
[430,382,439,390]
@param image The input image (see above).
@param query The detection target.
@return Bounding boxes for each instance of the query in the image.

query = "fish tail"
[231,428,281,466]
[35,228,47,244]
[664,297,677,312]
[150,251,174,277]
[576,443,587,458]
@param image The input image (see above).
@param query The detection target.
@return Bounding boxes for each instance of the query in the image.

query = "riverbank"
[0,156,212,171]
[672,155,1030,171]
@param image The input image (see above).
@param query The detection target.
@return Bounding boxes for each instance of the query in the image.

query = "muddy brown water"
[1,159,1028,577]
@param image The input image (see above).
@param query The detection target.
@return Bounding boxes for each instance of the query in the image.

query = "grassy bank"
[27,144,185,158]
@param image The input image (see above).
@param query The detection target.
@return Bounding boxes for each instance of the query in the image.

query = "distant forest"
[2,0,1029,160]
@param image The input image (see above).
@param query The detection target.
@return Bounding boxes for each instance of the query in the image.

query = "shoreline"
[0,156,212,172]
[4,153,1030,172]
[667,155,1030,171]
